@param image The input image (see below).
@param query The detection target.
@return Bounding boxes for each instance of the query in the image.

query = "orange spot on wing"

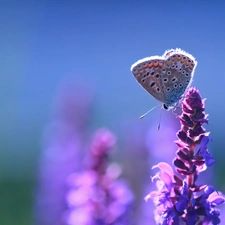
[186,61,191,66]
[172,56,177,61]
[154,61,159,67]
[148,62,153,68]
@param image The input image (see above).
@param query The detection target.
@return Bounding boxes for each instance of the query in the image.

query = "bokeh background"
[1,1,225,224]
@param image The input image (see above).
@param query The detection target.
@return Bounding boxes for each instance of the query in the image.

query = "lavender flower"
[147,88,225,224]
[65,128,134,225]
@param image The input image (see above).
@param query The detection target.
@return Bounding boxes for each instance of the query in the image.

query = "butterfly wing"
[131,49,197,108]
[131,57,167,103]
[160,49,197,105]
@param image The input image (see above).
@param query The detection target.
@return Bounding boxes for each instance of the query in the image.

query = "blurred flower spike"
[147,88,225,224]
[65,128,134,225]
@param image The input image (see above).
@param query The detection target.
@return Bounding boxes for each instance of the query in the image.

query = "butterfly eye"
[186,80,190,83]
[174,83,178,88]
[163,104,169,110]
[166,88,171,92]
[182,70,186,74]
[155,74,160,78]
[141,79,145,83]
[171,65,175,69]
[151,71,154,75]
[167,71,171,75]
[156,88,160,92]
[185,73,189,77]
[179,83,183,88]
[163,78,168,83]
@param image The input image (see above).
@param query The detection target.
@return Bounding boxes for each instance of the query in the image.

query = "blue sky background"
[1,1,225,224]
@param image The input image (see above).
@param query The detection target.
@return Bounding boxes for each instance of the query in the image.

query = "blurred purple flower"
[119,121,154,225]
[34,82,93,225]
[35,80,134,225]
[119,115,179,225]
[147,88,225,224]
[64,128,134,225]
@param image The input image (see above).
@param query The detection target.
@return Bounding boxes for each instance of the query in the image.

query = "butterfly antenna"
[139,104,161,119]
[157,105,163,130]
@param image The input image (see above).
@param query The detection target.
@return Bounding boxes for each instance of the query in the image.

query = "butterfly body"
[131,48,197,110]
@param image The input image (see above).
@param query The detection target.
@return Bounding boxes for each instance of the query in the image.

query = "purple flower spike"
[149,88,225,224]
[65,128,134,225]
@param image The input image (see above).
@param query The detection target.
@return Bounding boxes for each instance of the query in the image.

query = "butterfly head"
[163,104,169,110]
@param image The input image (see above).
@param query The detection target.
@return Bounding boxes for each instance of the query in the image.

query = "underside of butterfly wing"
[131,49,197,109]
[160,50,197,106]
[131,57,167,104]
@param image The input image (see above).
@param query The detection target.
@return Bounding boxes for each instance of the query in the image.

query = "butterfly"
[131,48,197,111]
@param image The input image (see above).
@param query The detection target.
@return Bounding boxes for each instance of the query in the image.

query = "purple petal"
[199,136,215,166]
[152,162,174,177]
[208,192,225,206]
[175,182,189,213]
